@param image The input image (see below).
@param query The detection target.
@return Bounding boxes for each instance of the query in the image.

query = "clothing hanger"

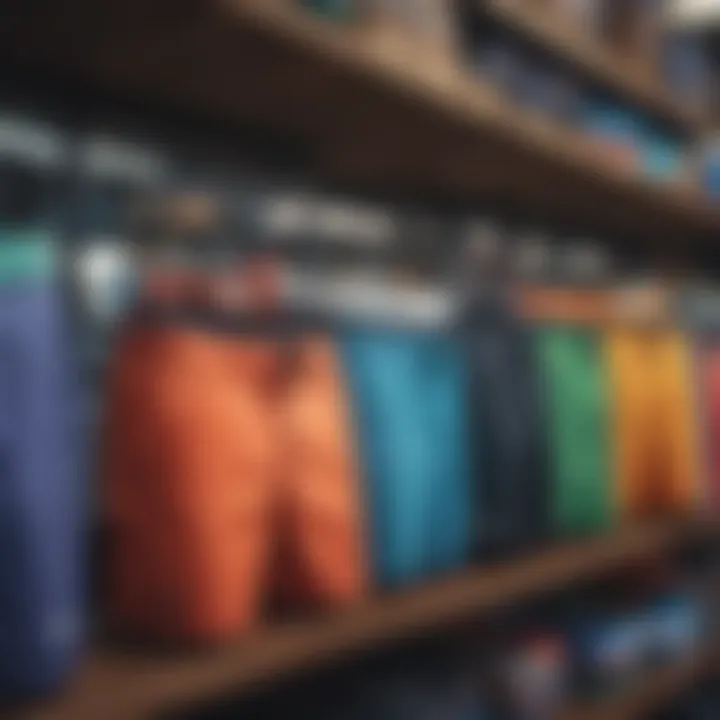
[133,189,300,338]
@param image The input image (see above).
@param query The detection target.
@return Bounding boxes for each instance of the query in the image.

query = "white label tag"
[79,135,167,182]
[262,192,314,238]
[74,236,136,321]
[315,201,395,247]
[261,192,397,247]
[286,269,454,326]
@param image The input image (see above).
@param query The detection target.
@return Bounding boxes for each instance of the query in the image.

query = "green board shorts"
[534,326,614,536]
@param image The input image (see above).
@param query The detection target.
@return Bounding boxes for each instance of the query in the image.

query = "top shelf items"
[480,0,707,135]
[0,0,718,240]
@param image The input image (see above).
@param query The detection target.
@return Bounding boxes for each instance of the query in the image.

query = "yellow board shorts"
[606,329,698,520]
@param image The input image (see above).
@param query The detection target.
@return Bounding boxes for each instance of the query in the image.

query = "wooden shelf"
[224,0,720,241]
[482,0,705,135]
[13,522,717,720]
[0,0,718,241]
[562,648,718,720]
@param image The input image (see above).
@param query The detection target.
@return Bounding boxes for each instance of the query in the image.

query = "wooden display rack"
[11,522,717,719]
[482,0,706,134]
[0,0,718,240]
[0,2,718,717]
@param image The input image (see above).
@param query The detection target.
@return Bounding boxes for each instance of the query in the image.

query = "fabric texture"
[461,292,549,558]
[535,327,614,536]
[606,329,698,520]
[0,272,84,696]
[105,325,366,643]
[340,329,472,588]
[700,344,720,511]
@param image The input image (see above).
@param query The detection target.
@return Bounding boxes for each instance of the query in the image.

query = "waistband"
[132,304,333,339]
[118,321,339,389]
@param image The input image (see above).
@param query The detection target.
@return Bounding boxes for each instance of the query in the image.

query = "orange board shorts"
[606,329,699,521]
[104,325,367,643]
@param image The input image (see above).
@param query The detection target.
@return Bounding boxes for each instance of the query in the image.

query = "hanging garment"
[0,235,85,697]
[700,343,720,512]
[461,292,549,558]
[105,322,366,643]
[535,327,614,536]
[606,329,698,520]
[340,329,472,588]
[423,336,472,577]
[274,337,368,610]
[680,287,720,514]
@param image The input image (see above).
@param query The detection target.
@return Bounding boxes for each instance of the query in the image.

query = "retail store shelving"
[1,3,720,717]
[13,521,717,720]
[481,0,705,134]
[0,0,719,240]
[562,647,718,720]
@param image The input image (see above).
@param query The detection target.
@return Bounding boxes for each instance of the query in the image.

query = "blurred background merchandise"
[3,0,720,718]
